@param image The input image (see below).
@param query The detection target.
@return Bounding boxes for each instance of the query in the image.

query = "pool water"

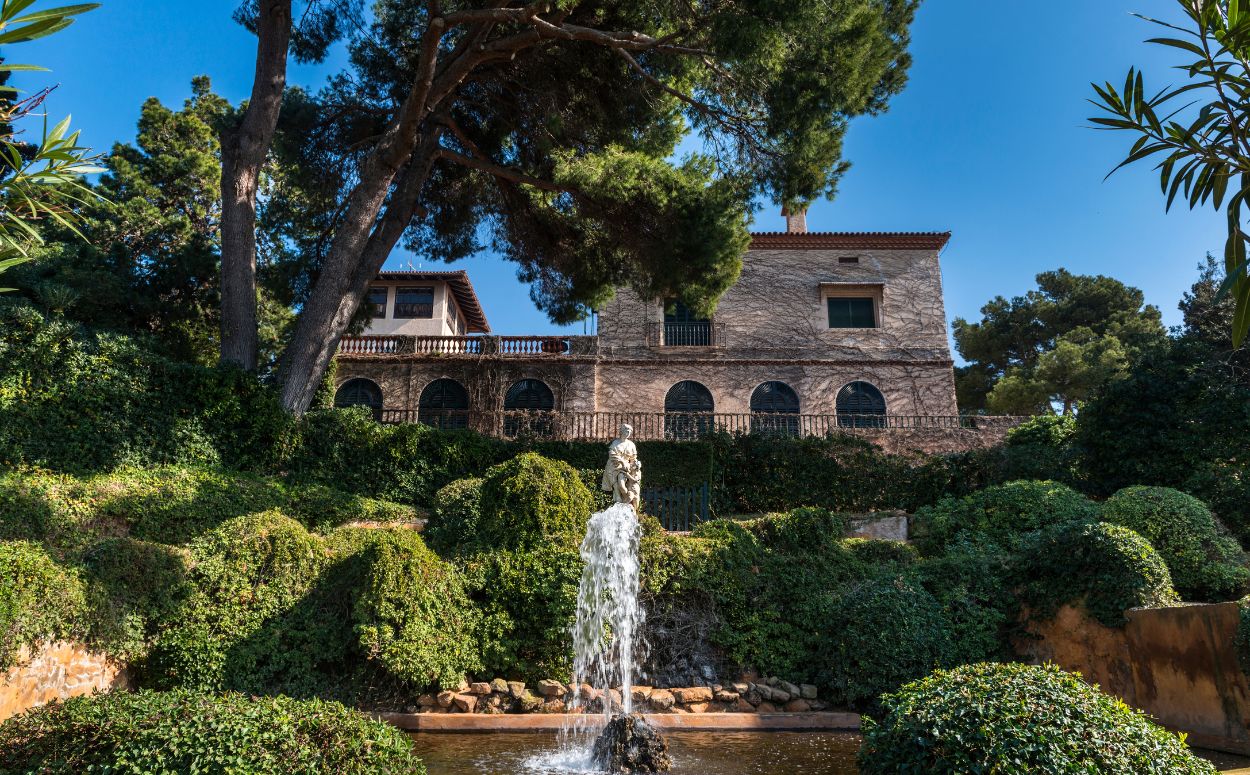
[410,732,1250,774]
[411,731,862,774]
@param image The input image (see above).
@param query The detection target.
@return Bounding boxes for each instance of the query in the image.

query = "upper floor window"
[838,256,860,264]
[367,287,388,318]
[395,286,434,319]
[827,297,876,329]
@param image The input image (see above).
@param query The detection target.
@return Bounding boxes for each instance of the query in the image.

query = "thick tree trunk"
[277,141,442,415]
[219,0,293,371]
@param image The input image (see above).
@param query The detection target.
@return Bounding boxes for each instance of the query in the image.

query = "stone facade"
[335,230,980,447]
[1,642,130,722]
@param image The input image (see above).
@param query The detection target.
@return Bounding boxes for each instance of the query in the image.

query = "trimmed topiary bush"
[0,541,86,669]
[859,662,1217,774]
[820,576,953,710]
[0,689,424,774]
[1100,486,1249,602]
[912,479,1099,554]
[81,537,189,662]
[1016,521,1179,627]
[350,528,481,688]
[145,511,329,691]
[465,545,582,681]
[423,477,483,556]
[475,453,592,551]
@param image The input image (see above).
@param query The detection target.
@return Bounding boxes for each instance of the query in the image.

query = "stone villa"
[332,213,998,447]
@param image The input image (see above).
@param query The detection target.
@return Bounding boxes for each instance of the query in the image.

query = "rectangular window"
[827,297,876,329]
[367,287,388,318]
[838,256,860,264]
[394,286,434,319]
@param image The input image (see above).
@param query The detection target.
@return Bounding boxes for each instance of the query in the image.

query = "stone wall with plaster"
[1,641,129,722]
[1016,602,1250,755]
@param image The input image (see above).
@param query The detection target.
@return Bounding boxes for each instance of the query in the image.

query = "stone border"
[379,711,861,734]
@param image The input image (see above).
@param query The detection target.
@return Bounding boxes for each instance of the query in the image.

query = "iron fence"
[374,409,1025,440]
[643,484,711,532]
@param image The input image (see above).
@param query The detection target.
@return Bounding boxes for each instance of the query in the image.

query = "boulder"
[731,698,756,713]
[519,690,542,712]
[743,689,762,706]
[672,686,713,704]
[436,690,456,708]
[648,689,675,711]
[778,680,802,698]
[453,694,477,713]
[416,694,438,708]
[731,682,750,694]
[455,678,470,692]
[538,679,568,697]
[541,699,566,713]
[507,681,527,699]
[713,689,739,703]
[631,686,654,704]
[800,684,818,700]
[686,702,710,713]
[469,682,492,696]
[757,701,778,713]
[783,699,811,713]
[490,678,510,694]
[592,713,671,773]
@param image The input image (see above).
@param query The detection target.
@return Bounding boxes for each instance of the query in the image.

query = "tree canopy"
[215,0,922,411]
[953,269,1166,414]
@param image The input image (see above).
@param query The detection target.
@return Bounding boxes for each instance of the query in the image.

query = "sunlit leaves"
[1090,0,1250,345]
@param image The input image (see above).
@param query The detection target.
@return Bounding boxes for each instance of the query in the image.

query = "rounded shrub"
[82,537,189,662]
[909,538,1013,665]
[821,576,953,710]
[859,662,1217,775]
[465,545,582,681]
[475,452,592,551]
[423,477,483,556]
[0,541,85,669]
[913,479,1099,554]
[351,529,481,688]
[1101,486,1249,602]
[146,511,328,690]
[0,689,424,774]
[1016,521,1179,627]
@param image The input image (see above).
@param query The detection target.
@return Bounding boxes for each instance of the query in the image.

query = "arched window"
[504,379,555,410]
[750,381,800,436]
[503,379,555,437]
[334,378,384,420]
[664,380,714,440]
[418,378,470,430]
[836,381,887,428]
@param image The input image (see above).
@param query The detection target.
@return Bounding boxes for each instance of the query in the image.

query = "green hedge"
[1100,486,1249,602]
[476,453,592,551]
[912,480,1099,554]
[1015,522,1179,627]
[350,528,481,688]
[820,576,954,710]
[423,477,484,556]
[859,663,1216,775]
[81,537,189,662]
[0,690,424,774]
[0,541,85,669]
[0,466,416,550]
[0,301,290,475]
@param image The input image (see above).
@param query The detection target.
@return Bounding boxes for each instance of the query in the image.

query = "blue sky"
[19,0,1222,339]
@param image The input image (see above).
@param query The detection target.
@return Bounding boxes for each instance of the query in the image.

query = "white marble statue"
[602,423,642,511]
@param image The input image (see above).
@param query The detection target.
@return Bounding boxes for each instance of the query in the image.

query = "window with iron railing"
[395,286,434,319]
[661,299,714,346]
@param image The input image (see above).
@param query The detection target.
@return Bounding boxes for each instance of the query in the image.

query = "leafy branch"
[1090,0,1250,346]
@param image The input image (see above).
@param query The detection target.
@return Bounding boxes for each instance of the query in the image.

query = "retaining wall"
[0,642,129,723]
[1017,602,1250,754]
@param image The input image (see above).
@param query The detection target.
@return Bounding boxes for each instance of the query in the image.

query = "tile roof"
[749,231,952,250]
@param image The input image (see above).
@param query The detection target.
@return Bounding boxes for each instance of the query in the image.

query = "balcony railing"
[648,321,717,347]
[341,335,584,357]
[373,409,1026,441]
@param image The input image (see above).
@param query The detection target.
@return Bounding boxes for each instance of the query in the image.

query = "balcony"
[339,335,595,358]
[648,321,717,348]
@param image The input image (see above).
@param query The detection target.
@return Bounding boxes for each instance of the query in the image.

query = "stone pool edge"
[379,711,862,734]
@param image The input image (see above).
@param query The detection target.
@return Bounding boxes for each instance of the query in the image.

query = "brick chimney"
[782,205,808,234]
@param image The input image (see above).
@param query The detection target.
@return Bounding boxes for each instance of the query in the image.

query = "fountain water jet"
[551,424,670,772]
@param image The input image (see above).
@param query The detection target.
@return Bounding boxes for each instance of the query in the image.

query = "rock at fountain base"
[592,713,672,773]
